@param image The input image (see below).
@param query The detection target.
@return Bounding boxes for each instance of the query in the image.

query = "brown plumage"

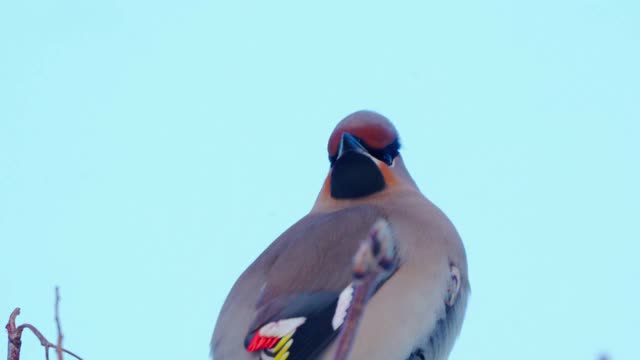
[211,110,469,360]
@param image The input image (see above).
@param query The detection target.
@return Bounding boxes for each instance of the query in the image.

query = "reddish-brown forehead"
[327,112,398,155]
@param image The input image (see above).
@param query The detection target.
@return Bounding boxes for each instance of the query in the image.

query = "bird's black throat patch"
[331,152,385,199]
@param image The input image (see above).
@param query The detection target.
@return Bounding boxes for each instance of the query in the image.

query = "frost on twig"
[333,218,399,360]
[5,287,83,360]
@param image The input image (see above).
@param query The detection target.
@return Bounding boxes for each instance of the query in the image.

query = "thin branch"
[16,324,50,347]
[6,308,24,360]
[5,288,83,360]
[334,219,399,360]
[55,287,63,360]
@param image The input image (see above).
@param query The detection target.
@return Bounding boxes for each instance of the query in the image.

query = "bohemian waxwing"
[211,111,469,360]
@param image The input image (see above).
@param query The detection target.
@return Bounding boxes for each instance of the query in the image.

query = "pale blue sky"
[1,1,639,359]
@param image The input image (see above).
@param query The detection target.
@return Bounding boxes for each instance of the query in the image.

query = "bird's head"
[313,110,418,211]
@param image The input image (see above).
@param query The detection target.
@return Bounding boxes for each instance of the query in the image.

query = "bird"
[210,110,469,360]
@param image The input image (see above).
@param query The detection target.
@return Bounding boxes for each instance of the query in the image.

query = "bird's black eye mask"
[329,137,400,166]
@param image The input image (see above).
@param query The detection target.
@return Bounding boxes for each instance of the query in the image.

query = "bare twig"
[334,219,399,360]
[6,308,23,360]
[55,287,63,360]
[5,288,83,360]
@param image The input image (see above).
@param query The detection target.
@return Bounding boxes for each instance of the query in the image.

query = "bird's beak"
[337,132,367,159]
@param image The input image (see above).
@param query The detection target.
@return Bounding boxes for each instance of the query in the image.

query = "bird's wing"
[244,289,354,359]
[214,204,388,360]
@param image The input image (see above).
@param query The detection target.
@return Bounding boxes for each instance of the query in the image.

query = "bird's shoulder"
[256,204,387,303]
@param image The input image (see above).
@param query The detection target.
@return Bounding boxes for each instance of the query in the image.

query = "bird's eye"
[369,150,393,166]
[367,138,400,166]
[382,153,393,165]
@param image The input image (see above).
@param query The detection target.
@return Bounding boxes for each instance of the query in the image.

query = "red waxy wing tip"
[246,333,280,352]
